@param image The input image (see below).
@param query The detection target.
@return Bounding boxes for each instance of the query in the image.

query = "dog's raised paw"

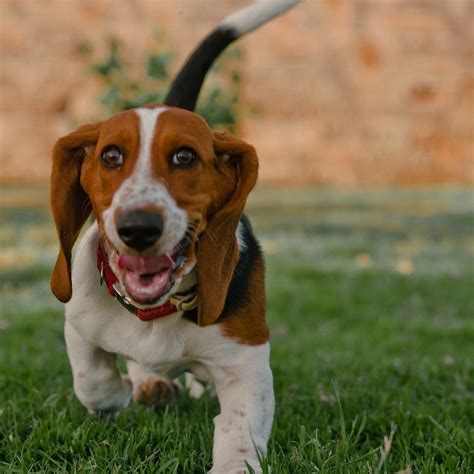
[133,376,179,408]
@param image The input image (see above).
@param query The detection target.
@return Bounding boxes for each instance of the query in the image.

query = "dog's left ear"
[196,132,258,327]
[50,122,101,303]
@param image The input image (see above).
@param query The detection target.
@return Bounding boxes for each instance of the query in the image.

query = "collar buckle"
[112,282,133,305]
[170,292,198,312]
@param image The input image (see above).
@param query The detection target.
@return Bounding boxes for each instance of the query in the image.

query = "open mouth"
[118,234,191,305]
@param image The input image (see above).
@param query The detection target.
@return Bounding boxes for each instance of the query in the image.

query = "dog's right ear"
[50,122,101,303]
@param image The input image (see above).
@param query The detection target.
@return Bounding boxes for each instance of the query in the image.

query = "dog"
[50,1,299,472]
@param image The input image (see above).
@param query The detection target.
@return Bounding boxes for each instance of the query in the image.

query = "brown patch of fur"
[50,122,102,302]
[196,133,259,327]
[219,256,269,345]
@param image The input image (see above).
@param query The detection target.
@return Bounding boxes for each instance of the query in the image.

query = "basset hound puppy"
[50,1,299,472]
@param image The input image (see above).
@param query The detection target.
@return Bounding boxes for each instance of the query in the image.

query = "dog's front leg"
[208,343,274,474]
[65,322,131,414]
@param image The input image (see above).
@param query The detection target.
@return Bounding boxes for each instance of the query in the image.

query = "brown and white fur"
[50,2,299,473]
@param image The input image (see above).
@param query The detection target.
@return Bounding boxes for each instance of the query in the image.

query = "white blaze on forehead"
[102,106,188,255]
[134,107,165,178]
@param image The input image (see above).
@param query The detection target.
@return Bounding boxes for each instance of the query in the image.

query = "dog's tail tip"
[164,0,300,112]
[221,0,301,36]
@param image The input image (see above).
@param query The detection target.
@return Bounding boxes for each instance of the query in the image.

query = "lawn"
[1,185,473,472]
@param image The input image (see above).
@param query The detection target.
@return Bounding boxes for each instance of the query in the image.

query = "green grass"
[1,186,473,472]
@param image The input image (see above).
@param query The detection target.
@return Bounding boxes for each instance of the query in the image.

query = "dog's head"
[50,105,258,326]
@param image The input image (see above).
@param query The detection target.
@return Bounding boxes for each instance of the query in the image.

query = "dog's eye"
[171,148,198,167]
[100,145,124,168]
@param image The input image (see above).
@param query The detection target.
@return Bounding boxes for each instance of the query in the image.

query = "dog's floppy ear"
[50,122,101,303]
[196,132,258,326]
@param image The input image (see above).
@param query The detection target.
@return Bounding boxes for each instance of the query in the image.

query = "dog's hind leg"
[183,372,207,399]
[126,359,179,408]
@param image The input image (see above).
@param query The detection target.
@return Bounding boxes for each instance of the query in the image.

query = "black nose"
[117,211,164,251]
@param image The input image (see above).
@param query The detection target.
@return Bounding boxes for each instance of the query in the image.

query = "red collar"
[97,242,194,322]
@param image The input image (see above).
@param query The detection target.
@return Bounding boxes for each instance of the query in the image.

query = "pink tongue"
[118,253,174,304]
[118,254,174,274]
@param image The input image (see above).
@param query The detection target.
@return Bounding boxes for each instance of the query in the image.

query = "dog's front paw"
[132,375,179,408]
[85,375,132,416]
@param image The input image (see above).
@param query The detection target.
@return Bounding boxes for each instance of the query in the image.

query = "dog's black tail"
[164,0,300,112]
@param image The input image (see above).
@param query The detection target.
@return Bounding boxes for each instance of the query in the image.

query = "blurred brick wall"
[0,0,473,185]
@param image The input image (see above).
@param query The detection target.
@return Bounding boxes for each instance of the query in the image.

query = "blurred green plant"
[80,35,243,131]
